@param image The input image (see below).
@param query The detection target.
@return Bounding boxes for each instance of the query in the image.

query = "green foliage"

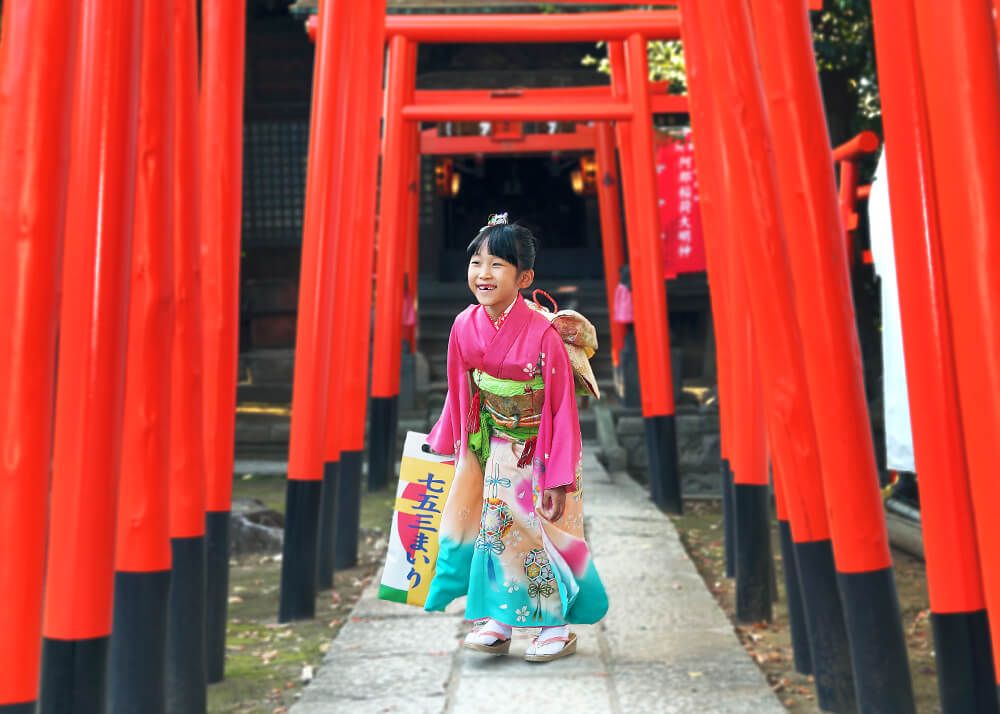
[812,0,872,71]
[811,0,880,122]
[582,40,688,93]
[581,2,881,126]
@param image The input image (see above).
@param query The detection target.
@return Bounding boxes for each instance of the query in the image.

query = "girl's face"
[467,242,534,314]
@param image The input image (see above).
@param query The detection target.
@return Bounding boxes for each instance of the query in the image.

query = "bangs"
[466,225,519,266]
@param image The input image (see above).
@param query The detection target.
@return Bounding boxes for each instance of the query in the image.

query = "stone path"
[290,446,784,714]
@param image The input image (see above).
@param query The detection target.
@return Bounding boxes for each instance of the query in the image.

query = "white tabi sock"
[465,618,513,645]
[528,624,570,656]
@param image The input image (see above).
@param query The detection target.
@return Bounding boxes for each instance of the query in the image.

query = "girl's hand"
[540,486,567,522]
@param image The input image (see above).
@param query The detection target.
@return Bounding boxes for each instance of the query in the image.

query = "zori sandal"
[463,628,512,655]
[524,631,577,663]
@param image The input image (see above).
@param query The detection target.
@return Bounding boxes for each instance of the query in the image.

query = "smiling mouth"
[477,285,497,292]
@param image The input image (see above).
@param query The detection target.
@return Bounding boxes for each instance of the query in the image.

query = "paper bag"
[377,431,456,608]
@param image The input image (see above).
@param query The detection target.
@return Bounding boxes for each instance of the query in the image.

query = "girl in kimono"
[423,213,608,663]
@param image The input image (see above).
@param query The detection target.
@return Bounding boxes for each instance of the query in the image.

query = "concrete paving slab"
[331,615,462,658]
[609,639,771,683]
[450,673,615,713]
[613,662,784,714]
[299,652,455,701]
[581,451,613,485]
[350,592,467,620]
[601,621,740,664]
[587,513,691,539]
[587,528,691,561]
[349,594,437,619]
[583,481,650,516]
[600,577,731,629]
[291,696,447,714]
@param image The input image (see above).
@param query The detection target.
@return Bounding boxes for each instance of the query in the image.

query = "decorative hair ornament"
[481,212,509,230]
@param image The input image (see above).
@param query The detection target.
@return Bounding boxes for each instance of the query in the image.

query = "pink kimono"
[424,297,608,625]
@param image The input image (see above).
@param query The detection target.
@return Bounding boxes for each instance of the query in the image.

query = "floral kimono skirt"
[424,373,608,626]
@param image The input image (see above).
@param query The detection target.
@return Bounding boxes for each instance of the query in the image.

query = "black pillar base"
[778,521,812,675]
[109,570,171,714]
[838,567,916,714]
[794,540,857,712]
[39,636,109,714]
[931,609,999,714]
[205,511,231,684]
[279,479,322,622]
[644,415,681,513]
[0,703,35,713]
[317,461,340,590]
[733,483,771,623]
[335,450,363,569]
[165,536,207,714]
[721,458,735,578]
[368,396,399,492]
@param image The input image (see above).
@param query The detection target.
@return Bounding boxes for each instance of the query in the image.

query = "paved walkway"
[290,446,784,714]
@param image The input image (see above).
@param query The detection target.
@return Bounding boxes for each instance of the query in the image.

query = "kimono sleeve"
[426,315,466,456]
[536,326,582,492]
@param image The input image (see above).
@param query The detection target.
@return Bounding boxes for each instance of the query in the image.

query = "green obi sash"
[468,369,544,468]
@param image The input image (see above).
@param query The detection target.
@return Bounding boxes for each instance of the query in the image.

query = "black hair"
[466,220,538,273]
[619,264,631,288]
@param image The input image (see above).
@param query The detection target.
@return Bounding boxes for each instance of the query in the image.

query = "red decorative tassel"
[465,391,481,434]
[517,438,537,468]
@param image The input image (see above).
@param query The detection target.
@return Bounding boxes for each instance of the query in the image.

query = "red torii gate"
[282,6,912,714]
[3,1,1000,713]
[281,9,691,630]
[0,0,246,710]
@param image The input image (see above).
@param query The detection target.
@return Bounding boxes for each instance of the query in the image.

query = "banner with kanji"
[379,431,456,608]
[656,130,707,278]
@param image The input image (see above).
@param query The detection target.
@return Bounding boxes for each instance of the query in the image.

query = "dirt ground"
[670,500,940,714]
[207,475,395,713]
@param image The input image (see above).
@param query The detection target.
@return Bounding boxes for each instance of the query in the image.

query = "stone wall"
[614,403,721,497]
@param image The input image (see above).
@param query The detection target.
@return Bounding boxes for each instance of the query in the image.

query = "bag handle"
[532,288,559,313]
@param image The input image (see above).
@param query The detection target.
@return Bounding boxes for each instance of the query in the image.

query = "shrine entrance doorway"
[434,154,602,280]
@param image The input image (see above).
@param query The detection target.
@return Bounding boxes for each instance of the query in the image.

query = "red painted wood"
[341,0,389,453]
[384,11,681,42]
[288,0,350,481]
[43,0,143,639]
[116,0,175,574]
[750,0,890,572]
[167,0,207,539]
[871,0,986,618]
[683,0,833,543]
[912,0,1000,657]
[200,0,247,512]
[0,0,79,702]
[371,37,419,399]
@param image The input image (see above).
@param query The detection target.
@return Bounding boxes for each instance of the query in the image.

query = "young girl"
[423,213,608,662]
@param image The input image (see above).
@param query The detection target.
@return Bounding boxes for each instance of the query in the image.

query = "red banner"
[656,131,707,279]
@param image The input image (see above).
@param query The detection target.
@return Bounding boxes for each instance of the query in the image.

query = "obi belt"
[466,369,544,469]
